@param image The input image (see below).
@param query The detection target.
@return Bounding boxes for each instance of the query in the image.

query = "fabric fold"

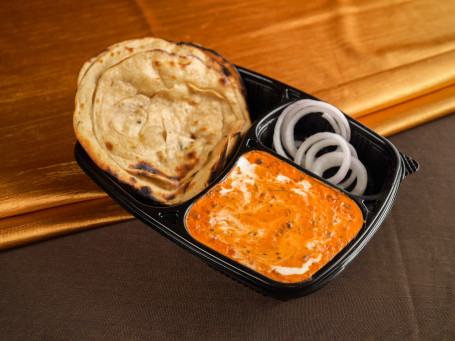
[314,49,455,121]
[358,84,455,136]
[0,161,106,219]
[0,197,133,251]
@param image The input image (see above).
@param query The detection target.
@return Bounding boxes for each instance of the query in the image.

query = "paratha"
[77,37,248,130]
[74,38,250,205]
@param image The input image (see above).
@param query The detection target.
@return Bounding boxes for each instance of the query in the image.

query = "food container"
[75,66,419,299]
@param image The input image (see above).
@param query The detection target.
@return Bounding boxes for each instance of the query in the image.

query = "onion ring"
[293,132,357,167]
[280,100,351,152]
[321,113,342,136]
[304,134,351,170]
[273,107,291,159]
[294,132,351,184]
[281,105,325,157]
[312,152,367,195]
[272,99,367,195]
[294,132,334,166]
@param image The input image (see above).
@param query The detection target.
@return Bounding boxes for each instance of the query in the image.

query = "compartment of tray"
[253,103,399,197]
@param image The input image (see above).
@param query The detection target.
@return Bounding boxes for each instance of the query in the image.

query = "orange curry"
[185,150,364,283]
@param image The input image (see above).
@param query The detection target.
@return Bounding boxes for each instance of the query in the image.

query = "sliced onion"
[321,113,341,136]
[280,99,351,145]
[272,108,290,159]
[312,152,367,195]
[294,132,345,167]
[338,170,356,191]
[273,99,367,195]
[294,132,329,166]
[274,99,351,158]
[294,133,351,184]
[281,105,325,157]
[341,157,368,196]
[345,143,358,159]
[303,133,350,171]
[333,144,358,189]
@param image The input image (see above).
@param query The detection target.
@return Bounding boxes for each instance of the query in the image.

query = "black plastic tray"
[74,67,419,299]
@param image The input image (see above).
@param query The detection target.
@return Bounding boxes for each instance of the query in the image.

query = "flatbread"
[77,37,249,132]
[74,38,250,205]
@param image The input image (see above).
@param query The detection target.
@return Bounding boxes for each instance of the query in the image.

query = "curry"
[185,150,364,283]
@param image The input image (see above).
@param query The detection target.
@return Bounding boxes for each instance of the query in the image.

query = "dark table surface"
[1,114,454,340]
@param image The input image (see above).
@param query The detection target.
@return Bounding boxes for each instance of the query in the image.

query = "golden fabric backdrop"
[1,0,454,249]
